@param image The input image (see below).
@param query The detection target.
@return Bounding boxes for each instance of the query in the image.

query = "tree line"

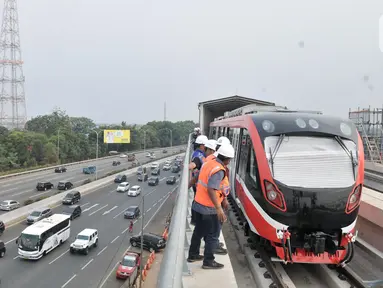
[0,109,196,174]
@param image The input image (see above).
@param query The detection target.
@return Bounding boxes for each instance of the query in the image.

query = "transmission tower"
[0,0,27,129]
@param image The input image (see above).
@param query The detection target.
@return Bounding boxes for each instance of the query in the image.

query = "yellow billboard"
[103,130,130,144]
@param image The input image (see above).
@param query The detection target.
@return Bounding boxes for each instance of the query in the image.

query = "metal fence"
[157,133,193,288]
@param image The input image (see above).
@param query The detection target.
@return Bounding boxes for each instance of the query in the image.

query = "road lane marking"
[8,189,34,197]
[89,204,108,216]
[82,203,99,212]
[113,208,126,219]
[110,236,119,244]
[153,202,157,207]
[102,205,118,215]
[81,258,94,270]
[121,227,129,234]
[146,207,152,212]
[97,246,108,256]
[49,249,70,264]
[99,188,175,288]
[61,274,76,288]
[80,202,90,207]
[29,189,56,198]
[160,177,166,181]
[13,255,20,260]
[5,236,18,245]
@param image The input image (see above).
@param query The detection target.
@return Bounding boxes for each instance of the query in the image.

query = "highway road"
[0,162,181,288]
[0,145,183,215]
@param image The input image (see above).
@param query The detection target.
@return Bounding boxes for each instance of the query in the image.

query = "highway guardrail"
[157,133,192,288]
[0,145,185,181]
[0,153,184,227]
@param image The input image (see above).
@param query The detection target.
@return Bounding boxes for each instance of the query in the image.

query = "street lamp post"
[57,129,60,164]
[139,192,145,288]
[92,129,99,180]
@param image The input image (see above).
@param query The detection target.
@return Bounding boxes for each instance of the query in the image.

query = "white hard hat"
[205,139,217,151]
[216,144,235,158]
[195,135,208,145]
[217,136,230,146]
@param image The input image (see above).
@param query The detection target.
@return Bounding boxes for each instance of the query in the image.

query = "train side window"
[227,128,233,143]
[210,127,217,139]
[237,128,249,181]
[247,147,259,188]
[217,127,222,138]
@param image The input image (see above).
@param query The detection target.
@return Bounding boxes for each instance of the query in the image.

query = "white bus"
[17,214,71,260]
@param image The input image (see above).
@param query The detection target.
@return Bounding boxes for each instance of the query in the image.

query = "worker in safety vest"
[188,135,208,225]
[187,144,235,270]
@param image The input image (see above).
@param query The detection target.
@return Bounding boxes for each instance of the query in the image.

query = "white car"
[117,182,130,192]
[70,228,98,255]
[0,200,20,211]
[150,154,156,159]
[165,160,171,165]
[151,162,159,169]
[128,185,141,197]
[146,152,151,158]
[163,164,171,171]
[120,154,127,158]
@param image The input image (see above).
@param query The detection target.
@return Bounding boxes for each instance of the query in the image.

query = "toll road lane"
[0,147,181,214]
[0,168,179,288]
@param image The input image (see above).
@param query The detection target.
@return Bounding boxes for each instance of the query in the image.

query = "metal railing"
[157,133,193,288]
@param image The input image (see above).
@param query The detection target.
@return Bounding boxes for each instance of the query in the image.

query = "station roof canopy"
[198,95,275,115]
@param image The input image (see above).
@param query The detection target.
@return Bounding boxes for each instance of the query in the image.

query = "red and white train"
[209,104,364,265]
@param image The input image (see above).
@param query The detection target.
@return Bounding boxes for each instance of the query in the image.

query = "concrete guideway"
[0,157,182,288]
[0,148,183,221]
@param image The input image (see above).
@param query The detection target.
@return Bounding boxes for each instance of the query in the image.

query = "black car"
[151,168,160,176]
[62,191,81,205]
[166,176,177,185]
[137,173,148,182]
[114,174,127,183]
[55,166,67,173]
[62,205,82,220]
[162,149,167,153]
[124,206,140,219]
[148,176,159,186]
[36,182,54,191]
[0,241,5,258]
[171,165,180,173]
[57,180,74,190]
[112,161,121,166]
[0,220,4,236]
[130,233,166,252]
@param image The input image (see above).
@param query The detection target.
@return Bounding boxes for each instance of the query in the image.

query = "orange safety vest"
[205,154,216,162]
[201,154,231,197]
[195,160,228,207]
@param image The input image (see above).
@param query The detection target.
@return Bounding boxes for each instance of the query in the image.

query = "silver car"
[0,200,20,211]
[26,207,52,225]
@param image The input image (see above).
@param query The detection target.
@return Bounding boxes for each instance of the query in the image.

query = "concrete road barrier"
[0,153,185,227]
[0,145,185,180]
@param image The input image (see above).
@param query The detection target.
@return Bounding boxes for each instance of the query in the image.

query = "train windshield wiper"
[335,136,357,179]
[269,134,285,176]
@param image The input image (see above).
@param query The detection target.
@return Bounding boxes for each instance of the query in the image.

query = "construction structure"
[0,0,27,129]
[349,107,383,163]
[198,95,275,135]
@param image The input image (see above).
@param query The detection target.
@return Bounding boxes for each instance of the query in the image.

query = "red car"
[116,251,141,280]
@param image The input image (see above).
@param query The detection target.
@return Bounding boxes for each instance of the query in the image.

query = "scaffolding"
[349,107,383,163]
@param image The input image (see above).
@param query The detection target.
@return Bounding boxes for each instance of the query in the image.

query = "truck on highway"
[16,214,71,260]
[83,166,96,174]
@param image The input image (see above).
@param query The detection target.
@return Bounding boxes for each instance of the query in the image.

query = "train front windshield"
[253,113,359,189]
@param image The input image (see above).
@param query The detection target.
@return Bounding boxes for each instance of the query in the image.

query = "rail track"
[226,196,383,288]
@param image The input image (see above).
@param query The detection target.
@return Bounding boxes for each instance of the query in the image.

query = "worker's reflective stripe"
[197,180,208,187]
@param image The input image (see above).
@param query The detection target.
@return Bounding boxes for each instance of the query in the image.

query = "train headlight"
[263,180,287,212]
[346,184,362,214]
[267,190,277,201]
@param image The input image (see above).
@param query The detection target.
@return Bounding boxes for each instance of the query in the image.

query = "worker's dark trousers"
[213,219,222,249]
[188,210,219,265]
